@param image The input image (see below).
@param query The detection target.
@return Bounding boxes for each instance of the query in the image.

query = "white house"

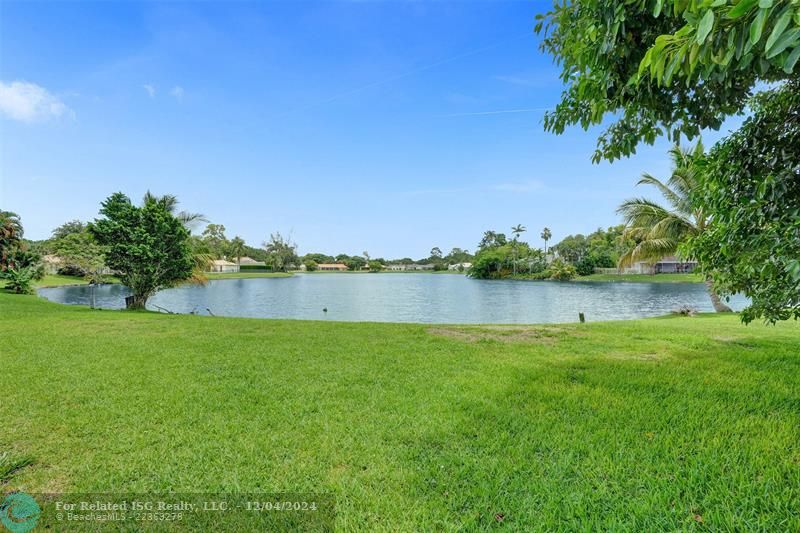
[447,262,472,271]
[209,259,240,273]
[236,256,262,266]
[386,263,435,271]
[615,255,697,275]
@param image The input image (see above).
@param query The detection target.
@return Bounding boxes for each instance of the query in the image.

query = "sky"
[0,1,743,259]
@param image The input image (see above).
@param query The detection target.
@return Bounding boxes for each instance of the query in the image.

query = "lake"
[37,274,748,324]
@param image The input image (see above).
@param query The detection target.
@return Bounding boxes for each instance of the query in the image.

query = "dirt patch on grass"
[428,325,573,344]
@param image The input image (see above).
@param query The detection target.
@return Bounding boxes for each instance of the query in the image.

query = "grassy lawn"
[2,292,799,530]
[0,274,119,290]
[577,273,704,283]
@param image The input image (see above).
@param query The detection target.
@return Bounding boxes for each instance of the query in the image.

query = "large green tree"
[691,81,800,322]
[618,144,732,312]
[52,231,107,282]
[263,232,298,272]
[535,0,800,162]
[90,193,194,309]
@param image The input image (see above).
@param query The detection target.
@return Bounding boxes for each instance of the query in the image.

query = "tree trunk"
[125,294,149,310]
[705,279,732,313]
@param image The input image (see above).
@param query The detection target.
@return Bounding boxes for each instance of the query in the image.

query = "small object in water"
[323,307,328,313]
[578,312,585,323]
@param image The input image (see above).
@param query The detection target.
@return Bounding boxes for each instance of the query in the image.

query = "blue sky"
[0,1,741,258]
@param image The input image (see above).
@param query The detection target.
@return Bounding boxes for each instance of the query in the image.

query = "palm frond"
[648,215,695,240]
[618,238,678,267]
[617,197,674,227]
[636,173,683,210]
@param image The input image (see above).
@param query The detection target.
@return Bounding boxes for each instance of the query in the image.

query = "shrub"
[1,266,37,294]
[549,260,577,281]
[239,264,271,271]
[575,257,596,276]
[527,269,552,280]
[304,260,318,272]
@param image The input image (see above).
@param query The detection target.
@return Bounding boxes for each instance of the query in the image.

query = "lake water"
[37,274,748,324]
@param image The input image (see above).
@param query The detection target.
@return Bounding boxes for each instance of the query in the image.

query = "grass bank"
[2,292,798,530]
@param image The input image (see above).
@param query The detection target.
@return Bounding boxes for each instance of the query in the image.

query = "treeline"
[469,225,633,280]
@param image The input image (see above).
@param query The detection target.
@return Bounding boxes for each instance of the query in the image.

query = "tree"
[142,192,210,283]
[478,231,507,250]
[430,247,442,259]
[0,211,43,286]
[617,144,732,313]
[691,81,800,323]
[0,210,23,271]
[142,191,206,229]
[304,260,318,271]
[52,232,106,282]
[263,232,297,272]
[304,252,335,264]
[541,227,552,255]
[535,0,800,162]
[202,223,228,259]
[51,219,87,240]
[444,247,472,265]
[346,256,366,271]
[368,260,383,272]
[90,192,194,309]
[228,236,246,264]
[553,234,588,264]
[511,224,527,275]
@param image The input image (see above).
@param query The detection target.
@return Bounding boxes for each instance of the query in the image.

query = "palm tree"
[142,192,211,283]
[511,224,526,275]
[617,144,732,312]
[142,191,206,229]
[229,236,246,264]
[541,227,552,255]
[0,210,23,270]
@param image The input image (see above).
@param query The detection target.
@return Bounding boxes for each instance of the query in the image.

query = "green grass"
[577,273,704,283]
[2,292,799,530]
[0,274,118,290]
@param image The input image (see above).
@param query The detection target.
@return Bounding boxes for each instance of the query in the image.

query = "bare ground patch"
[427,325,576,344]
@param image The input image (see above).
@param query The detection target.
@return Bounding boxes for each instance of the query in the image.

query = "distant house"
[385,263,434,271]
[209,259,240,273]
[626,255,697,275]
[448,262,472,271]
[236,256,262,266]
[317,263,348,272]
[406,264,434,271]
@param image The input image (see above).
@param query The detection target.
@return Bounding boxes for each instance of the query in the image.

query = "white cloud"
[0,81,73,122]
[143,84,156,98]
[170,86,184,101]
